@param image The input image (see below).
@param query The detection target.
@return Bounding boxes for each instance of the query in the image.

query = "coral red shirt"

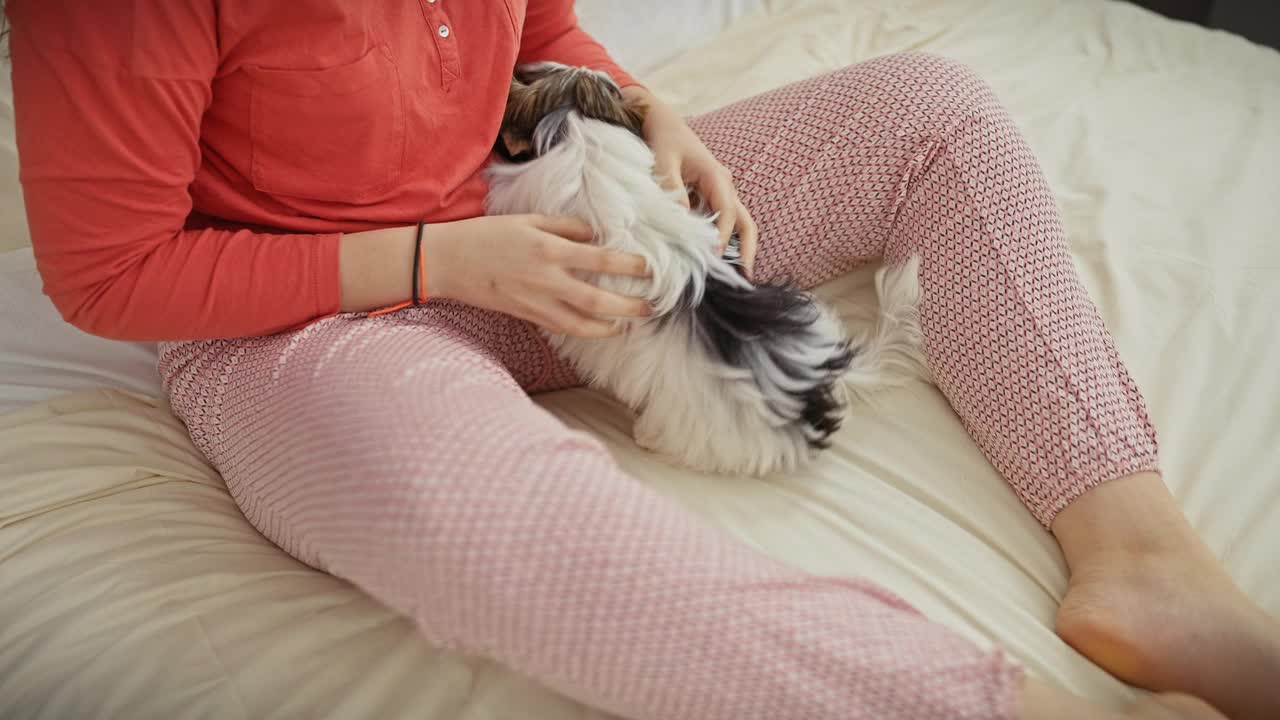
[8,1,636,341]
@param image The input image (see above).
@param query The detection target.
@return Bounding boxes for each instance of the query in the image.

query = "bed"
[2,0,1278,717]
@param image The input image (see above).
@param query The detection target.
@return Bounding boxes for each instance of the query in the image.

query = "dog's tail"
[691,265,854,451]
[841,255,930,405]
[684,254,927,456]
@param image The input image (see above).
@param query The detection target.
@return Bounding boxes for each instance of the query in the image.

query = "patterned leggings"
[160,54,1160,720]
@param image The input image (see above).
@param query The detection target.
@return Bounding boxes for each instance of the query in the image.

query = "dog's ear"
[568,75,648,139]
[503,77,539,137]
[500,77,544,157]
[531,106,577,156]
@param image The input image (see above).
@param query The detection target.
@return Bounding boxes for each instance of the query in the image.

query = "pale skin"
[337,86,1279,719]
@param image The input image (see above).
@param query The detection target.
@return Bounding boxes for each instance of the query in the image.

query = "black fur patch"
[685,274,855,449]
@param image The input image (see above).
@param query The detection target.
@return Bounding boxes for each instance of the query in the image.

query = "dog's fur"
[486,62,927,476]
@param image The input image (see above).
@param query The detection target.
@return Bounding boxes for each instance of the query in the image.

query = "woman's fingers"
[559,275,652,319]
[715,209,737,253]
[536,299,625,339]
[561,241,651,278]
[702,172,740,251]
[693,166,760,280]
[531,214,595,243]
[736,202,760,279]
[532,217,649,279]
[655,153,692,208]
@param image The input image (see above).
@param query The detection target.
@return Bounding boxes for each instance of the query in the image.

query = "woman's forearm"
[338,226,420,313]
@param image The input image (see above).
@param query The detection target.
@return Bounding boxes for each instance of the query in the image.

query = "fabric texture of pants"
[160,53,1160,720]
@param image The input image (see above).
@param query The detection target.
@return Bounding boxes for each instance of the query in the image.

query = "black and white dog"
[486,62,926,476]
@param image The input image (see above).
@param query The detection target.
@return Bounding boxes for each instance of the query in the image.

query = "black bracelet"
[412,220,425,306]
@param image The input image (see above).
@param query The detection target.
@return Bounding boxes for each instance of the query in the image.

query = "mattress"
[3,0,1279,717]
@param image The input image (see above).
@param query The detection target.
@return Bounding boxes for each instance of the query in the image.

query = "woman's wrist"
[622,85,674,134]
[339,224,451,313]
[620,84,652,103]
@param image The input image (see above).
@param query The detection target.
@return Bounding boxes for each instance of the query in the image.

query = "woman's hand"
[340,215,652,337]
[623,86,760,279]
[424,214,653,338]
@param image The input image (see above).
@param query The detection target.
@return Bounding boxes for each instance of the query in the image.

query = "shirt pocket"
[247,44,405,203]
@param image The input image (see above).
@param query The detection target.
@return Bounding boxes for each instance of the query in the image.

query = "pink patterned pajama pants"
[160,54,1160,720]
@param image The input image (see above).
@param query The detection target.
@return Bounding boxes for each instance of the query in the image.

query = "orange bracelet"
[369,221,427,317]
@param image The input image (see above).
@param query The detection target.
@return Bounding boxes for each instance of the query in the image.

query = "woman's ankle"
[1049,472,1199,570]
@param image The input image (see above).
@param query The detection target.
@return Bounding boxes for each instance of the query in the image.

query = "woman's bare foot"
[1057,545,1280,718]
[1052,474,1280,720]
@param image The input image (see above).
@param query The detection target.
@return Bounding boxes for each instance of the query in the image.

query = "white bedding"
[575,0,763,77]
[0,42,29,254]
[0,249,162,415]
[2,1,1279,718]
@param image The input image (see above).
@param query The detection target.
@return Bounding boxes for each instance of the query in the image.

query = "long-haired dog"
[486,62,927,476]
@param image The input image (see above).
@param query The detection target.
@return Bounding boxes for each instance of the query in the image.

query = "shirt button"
[438,24,450,38]
[426,0,436,3]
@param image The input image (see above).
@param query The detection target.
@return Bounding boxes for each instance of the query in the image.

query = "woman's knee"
[835,52,998,126]
[859,51,982,81]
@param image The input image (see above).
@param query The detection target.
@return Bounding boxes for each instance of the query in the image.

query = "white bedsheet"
[0,249,162,415]
[0,44,29,254]
[2,1,1279,718]
[575,0,763,77]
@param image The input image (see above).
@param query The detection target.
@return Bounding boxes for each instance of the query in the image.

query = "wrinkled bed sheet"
[2,1,1279,717]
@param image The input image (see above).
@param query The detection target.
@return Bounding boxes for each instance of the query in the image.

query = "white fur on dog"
[487,113,926,475]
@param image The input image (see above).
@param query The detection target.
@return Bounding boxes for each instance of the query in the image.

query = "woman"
[5,2,1277,719]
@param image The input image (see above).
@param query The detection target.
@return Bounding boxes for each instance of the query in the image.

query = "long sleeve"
[517,0,639,88]
[8,2,342,341]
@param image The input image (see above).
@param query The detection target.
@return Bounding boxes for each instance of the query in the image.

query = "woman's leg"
[689,53,1159,523]
[160,302,1022,720]
[1052,474,1280,720]
[689,53,1280,718]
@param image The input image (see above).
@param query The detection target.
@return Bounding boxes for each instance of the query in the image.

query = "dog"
[486,62,927,476]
